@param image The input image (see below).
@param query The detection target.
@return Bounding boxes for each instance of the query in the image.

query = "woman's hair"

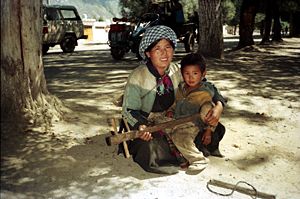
[145,38,175,53]
[180,53,207,73]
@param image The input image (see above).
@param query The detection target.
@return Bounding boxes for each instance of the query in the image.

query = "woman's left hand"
[138,125,153,141]
[205,101,223,126]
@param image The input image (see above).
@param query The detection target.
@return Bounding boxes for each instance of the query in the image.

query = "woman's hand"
[205,101,223,126]
[138,125,152,141]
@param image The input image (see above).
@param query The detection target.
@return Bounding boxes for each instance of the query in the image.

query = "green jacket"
[122,62,182,127]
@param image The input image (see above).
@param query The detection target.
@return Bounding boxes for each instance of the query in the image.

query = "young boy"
[167,53,226,172]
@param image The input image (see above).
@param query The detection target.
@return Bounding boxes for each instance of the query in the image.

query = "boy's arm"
[202,81,225,126]
[200,101,214,125]
[204,80,227,107]
[201,103,216,146]
[211,84,226,107]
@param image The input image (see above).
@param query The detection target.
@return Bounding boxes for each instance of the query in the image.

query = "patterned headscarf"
[139,25,177,60]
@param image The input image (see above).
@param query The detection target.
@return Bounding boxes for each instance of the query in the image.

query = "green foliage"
[98,16,105,21]
[280,0,300,12]
[227,0,242,26]
[182,0,198,21]
[255,13,265,24]
[222,0,236,24]
[281,21,289,29]
[119,0,149,19]
[119,0,199,21]
[254,13,265,30]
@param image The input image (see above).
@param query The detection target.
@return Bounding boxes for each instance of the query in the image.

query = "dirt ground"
[1,36,300,199]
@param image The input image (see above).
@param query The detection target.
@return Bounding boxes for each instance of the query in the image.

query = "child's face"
[182,64,205,88]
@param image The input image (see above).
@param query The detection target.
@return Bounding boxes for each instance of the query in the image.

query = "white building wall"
[82,19,110,44]
[92,21,110,43]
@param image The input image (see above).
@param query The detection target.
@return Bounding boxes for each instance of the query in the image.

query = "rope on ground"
[207,179,276,199]
[207,179,258,198]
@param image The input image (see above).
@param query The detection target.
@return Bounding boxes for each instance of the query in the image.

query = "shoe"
[180,161,189,169]
[186,162,207,175]
[210,148,224,158]
[148,166,179,175]
[199,146,210,157]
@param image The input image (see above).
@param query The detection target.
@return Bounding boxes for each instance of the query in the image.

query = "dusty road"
[1,36,300,199]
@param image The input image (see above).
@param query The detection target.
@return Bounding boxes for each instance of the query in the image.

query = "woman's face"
[145,39,174,75]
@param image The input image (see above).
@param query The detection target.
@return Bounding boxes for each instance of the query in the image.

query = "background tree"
[222,0,236,25]
[260,0,282,44]
[237,0,258,48]
[197,0,224,58]
[119,0,148,19]
[181,0,198,21]
[281,0,300,37]
[226,0,242,35]
[119,0,198,21]
[1,0,62,130]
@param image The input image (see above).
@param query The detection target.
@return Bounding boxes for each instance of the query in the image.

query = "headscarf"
[139,25,177,60]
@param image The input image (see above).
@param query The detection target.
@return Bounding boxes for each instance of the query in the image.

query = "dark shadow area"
[43,49,140,127]
[213,47,300,103]
[1,125,161,198]
[231,151,271,171]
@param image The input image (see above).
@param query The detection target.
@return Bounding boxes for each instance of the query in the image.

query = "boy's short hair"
[180,53,206,73]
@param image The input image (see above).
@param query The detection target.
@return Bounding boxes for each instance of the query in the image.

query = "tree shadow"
[1,127,164,198]
[230,150,271,171]
[1,49,157,197]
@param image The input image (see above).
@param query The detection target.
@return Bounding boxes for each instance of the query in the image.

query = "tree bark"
[261,0,282,44]
[197,0,224,58]
[261,0,272,44]
[289,11,300,37]
[237,0,257,48]
[1,0,63,129]
[272,3,282,42]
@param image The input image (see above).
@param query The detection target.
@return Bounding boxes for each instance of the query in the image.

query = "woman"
[122,25,225,174]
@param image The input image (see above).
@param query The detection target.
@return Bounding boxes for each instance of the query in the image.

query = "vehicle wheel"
[42,45,49,55]
[111,48,125,60]
[60,35,76,53]
[184,33,195,53]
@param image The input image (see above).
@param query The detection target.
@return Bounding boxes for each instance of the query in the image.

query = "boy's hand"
[166,111,174,118]
[202,129,212,145]
[205,101,223,126]
[138,125,152,141]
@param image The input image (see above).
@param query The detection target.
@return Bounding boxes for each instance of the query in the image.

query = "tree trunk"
[197,0,224,58]
[261,0,272,44]
[272,4,282,42]
[237,0,257,48]
[289,13,294,37]
[261,0,282,44]
[289,11,300,37]
[1,0,63,129]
